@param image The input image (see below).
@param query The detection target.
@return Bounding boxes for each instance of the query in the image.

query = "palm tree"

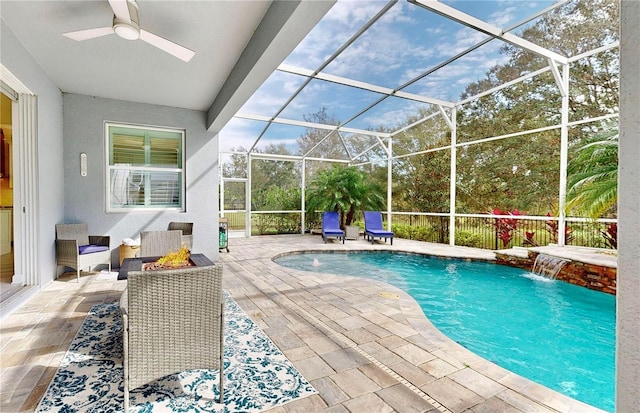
[566,124,618,219]
[306,165,385,228]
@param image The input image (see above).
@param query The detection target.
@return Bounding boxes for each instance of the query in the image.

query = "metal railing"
[220,210,617,250]
[219,211,246,231]
[391,212,617,250]
[219,210,303,235]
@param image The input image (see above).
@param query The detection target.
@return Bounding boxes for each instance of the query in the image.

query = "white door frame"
[1,65,39,287]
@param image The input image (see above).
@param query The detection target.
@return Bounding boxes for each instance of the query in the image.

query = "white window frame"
[105,122,186,213]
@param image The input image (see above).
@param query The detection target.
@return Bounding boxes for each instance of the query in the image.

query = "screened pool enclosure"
[218,0,619,250]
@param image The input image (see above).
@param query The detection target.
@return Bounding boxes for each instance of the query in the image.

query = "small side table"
[119,244,140,266]
[345,225,360,240]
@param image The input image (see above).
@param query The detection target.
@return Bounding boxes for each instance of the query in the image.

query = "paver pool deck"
[0,234,606,412]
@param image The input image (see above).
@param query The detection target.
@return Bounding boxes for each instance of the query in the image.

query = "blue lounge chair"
[364,211,394,245]
[322,211,345,244]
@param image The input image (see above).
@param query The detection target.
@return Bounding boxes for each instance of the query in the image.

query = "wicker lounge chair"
[168,222,194,250]
[55,223,111,281]
[120,264,224,412]
[139,230,183,257]
[364,211,394,245]
[322,211,345,244]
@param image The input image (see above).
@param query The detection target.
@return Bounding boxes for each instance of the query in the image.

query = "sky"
[219,0,559,155]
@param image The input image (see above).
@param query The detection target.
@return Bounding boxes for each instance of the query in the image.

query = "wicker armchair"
[120,264,224,412]
[55,223,111,281]
[168,221,194,250]
[139,230,182,257]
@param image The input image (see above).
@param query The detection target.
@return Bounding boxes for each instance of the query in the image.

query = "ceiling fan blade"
[63,27,115,41]
[140,30,195,62]
[108,0,132,23]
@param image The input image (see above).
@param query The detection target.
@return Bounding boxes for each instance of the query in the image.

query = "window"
[106,123,185,212]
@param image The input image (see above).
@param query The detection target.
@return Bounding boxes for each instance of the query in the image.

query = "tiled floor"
[0,234,605,412]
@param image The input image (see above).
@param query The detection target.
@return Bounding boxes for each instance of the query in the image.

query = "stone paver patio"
[0,234,605,412]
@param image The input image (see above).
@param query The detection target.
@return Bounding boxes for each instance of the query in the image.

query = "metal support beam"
[278,64,454,108]
[337,131,354,161]
[449,107,457,246]
[548,58,568,97]
[557,63,570,246]
[219,152,225,219]
[235,113,390,138]
[391,111,440,137]
[376,136,391,157]
[246,154,252,238]
[438,105,454,130]
[387,138,393,230]
[411,0,568,64]
[354,142,383,161]
[301,160,306,235]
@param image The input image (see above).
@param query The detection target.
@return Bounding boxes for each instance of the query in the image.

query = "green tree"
[221,148,247,179]
[452,0,618,215]
[566,123,618,218]
[297,107,343,158]
[388,107,452,213]
[220,147,247,210]
[221,144,302,212]
[306,165,385,228]
[251,143,301,210]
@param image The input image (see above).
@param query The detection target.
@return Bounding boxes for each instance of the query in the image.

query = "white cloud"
[219,119,264,152]
[487,6,519,28]
[326,0,389,27]
[228,0,556,143]
[285,1,390,69]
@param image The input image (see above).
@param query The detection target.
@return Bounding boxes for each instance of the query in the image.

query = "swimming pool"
[274,251,615,412]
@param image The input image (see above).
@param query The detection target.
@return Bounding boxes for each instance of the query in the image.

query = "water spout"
[312,258,320,267]
[532,254,570,279]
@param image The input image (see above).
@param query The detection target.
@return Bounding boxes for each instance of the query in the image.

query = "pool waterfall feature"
[495,246,617,294]
[532,254,570,279]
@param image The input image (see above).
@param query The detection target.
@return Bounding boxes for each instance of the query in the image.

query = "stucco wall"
[62,93,220,265]
[1,19,64,286]
[617,1,640,411]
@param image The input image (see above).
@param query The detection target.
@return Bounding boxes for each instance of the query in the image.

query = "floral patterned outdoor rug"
[36,292,316,412]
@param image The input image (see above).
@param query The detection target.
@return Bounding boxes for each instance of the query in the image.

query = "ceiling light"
[113,19,139,40]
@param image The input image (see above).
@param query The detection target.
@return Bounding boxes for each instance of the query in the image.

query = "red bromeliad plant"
[491,209,523,248]
[602,222,617,249]
[523,230,539,247]
[545,212,573,244]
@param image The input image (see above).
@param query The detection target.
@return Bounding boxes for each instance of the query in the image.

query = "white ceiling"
[0,0,334,131]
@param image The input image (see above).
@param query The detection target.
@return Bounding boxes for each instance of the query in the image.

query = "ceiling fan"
[62,0,195,62]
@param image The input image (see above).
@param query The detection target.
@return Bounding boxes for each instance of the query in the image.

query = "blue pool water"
[274,251,615,412]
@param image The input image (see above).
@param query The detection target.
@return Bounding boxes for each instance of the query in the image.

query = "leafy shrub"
[455,230,484,248]
[390,224,413,239]
[391,224,439,242]
[254,214,276,235]
[254,213,301,235]
[414,226,438,242]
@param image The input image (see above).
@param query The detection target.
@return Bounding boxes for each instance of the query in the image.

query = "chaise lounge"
[322,211,345,244]
[364,211,394,245]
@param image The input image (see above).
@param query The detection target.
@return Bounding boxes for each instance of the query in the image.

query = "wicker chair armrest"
[89,235,110,247]
[120,288,128,316]
[56,239,79,259]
